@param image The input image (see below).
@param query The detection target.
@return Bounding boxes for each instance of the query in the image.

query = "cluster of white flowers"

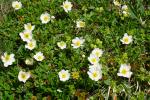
[57,37,85,82]
[57,2,85,50]
[11,1,47,83]
[88,48,103,65]
[19,22,45,62]
[119,33,133,78]
[0,52,31,83]
[87,48,103,81]
[121,5,129,16]
[19,23,36,50]
[18,23,45,82]
[9,0,135,84]
[113,1,129,17]
[57,37,85,50]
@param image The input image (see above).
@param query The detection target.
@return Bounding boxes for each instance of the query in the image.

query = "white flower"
[76,21,85,28]
[120,33,133,44]
[12,1,22,10]
[1,52,15,67]
[91,48,103,58]
[88,54,99,65]
[18,71,31,83]
[25,58,33,65]
[57,41,66,49]
[57,89,62,92]
[25,39,36,50]
[122,5,128,11]
[71,37,85,48]
[117,64,132,78]
[62,0,73,13]
[40,13,50,24]
[33,52,44,61]
[89,63,102,71]
[113,0,121,6]
[87,68,102,81]
[58,69,70,82]
[19,30,32,42]
[24,23,35,32]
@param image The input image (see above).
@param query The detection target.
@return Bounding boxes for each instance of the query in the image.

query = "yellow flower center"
[24,33,29,38]
[79,22,85,27]
[91,58,96,63]
[44,16,49,21]
[75,41,81,46]
[21,73,27,80]
[15,4,19,8]
[62,74,66,78]
[60,42,65,46]
[121,69,127,75]
[64,4,70,9]
[4,55,10,61]
[95,52,100,56]
[123,37,129,43]
[29,43,33,48]
[93,72,98,78]
[37,56,42,60]
[27,25,32,30]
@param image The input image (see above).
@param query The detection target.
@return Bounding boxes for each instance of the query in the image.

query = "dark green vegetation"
[0,0,150,99]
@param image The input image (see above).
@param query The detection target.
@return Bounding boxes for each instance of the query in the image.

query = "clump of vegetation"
[0,0,150,99]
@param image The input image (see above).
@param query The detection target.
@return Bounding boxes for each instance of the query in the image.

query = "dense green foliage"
[0,0,150,99]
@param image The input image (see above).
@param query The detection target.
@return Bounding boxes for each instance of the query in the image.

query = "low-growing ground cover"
[0,0,150,99]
